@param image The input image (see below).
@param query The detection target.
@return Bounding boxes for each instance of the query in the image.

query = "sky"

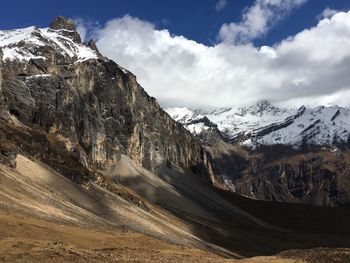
[2,0,350,108]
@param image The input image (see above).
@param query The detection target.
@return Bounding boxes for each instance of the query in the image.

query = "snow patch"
[26,74,52,79]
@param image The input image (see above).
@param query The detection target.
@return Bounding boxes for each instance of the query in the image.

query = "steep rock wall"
[0,18,212,180]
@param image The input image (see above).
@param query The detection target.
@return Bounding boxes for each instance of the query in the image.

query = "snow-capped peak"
[0,25,98,63]
[167,102,350,149]
[165,107,204,123]
[165,107,216,135]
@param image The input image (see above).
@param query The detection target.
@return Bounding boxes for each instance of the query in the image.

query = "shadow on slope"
[0,119,349,259]
[111,156,350,257]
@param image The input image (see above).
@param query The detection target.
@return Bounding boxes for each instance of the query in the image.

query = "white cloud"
[219,0,307,44]
[74,18,101,42]
[318,7,339,20]
[75,18,87,41]
[216,0,227,12]
[93,11,350,109]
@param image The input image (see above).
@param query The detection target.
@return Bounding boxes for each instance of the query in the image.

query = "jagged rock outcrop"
[49,16,82,43]
[0,17,212,181]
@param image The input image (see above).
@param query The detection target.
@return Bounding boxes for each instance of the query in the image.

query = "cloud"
[317,7,339,20]
[75,18,87,41]
[74,18,101,42]
[219,0,307,44]
[93,11,350,109]
[216,0,227,12]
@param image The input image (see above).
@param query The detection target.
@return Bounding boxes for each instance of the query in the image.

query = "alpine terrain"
[0,17,349,262]
[166,101,350,206]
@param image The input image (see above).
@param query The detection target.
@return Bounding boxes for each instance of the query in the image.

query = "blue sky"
[1,0,350,46]
[2,0,350,108]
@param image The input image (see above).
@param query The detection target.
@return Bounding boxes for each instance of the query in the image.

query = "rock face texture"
[206,144,350,206]
[0,17,212,180]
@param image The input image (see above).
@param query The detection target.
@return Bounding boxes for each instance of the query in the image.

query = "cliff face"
[206,143,350,206]
[0,17,211,179]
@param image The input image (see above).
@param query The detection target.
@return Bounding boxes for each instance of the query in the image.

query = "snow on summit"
[165,107,212,134]
[167,102,350,149]
[0,26,97,63]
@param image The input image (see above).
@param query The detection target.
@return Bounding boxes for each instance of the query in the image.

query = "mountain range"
[166,102,350,206]
[166,101,350,149]
[0,17,350,262]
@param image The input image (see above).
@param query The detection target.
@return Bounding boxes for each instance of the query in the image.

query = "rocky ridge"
[166,101,350,150]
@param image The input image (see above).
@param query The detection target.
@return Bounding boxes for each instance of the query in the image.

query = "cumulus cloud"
[91,11,350,109]
[216,0,227,12]
[219,0,307,44]
[317,7,339,20]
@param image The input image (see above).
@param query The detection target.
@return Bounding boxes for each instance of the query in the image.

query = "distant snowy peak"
[166,102,350,149]
[0,18,98,64]
[165,107,204,124]
[165,107,217,135]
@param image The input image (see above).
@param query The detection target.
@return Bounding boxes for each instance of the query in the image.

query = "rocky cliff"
[206,143,350,206]
[0,16,212,181]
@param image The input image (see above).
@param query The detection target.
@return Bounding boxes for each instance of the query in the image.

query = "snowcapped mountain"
[166,101,350,149]
[165,107,217,134]
[0,16,106,67]
[0,28,97,64]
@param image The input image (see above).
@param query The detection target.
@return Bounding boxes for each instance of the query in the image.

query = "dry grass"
[0,210,310,263]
